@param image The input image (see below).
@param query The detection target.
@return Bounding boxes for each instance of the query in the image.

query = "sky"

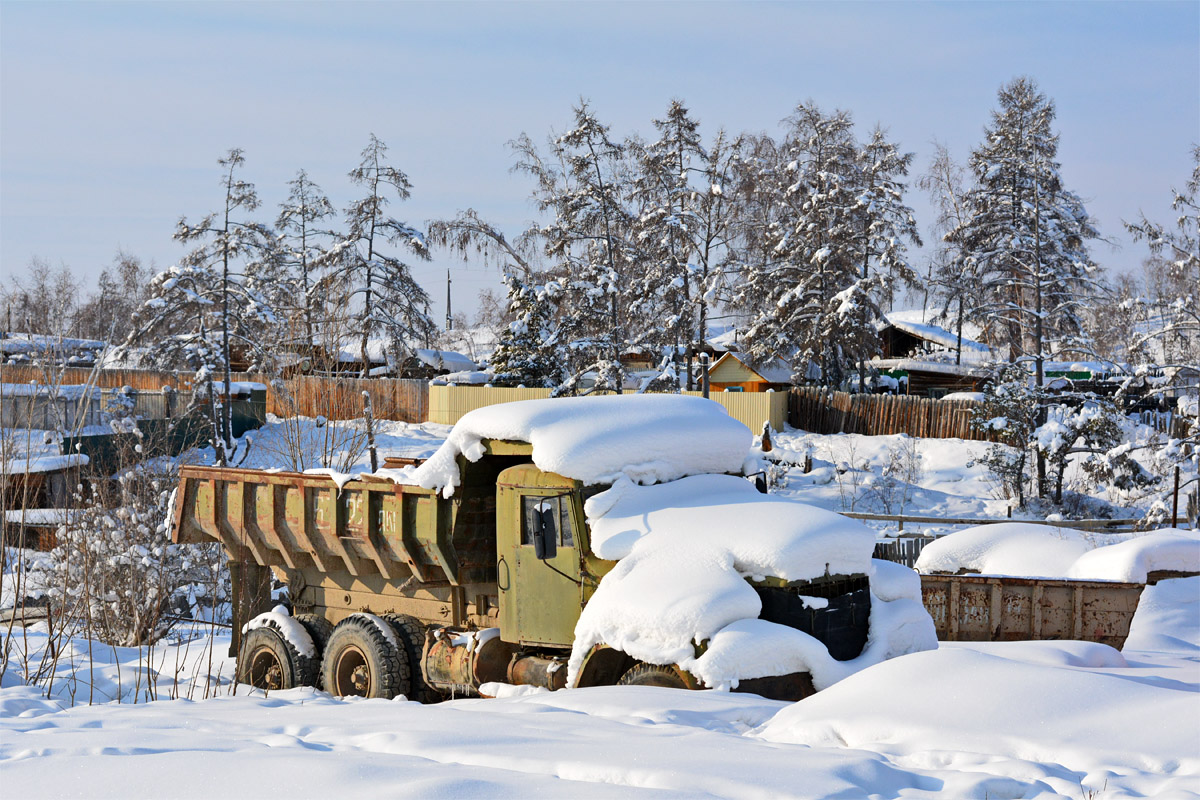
[1,0,1197,323]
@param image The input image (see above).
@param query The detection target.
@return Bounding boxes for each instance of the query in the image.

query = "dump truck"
[173,397,884,702]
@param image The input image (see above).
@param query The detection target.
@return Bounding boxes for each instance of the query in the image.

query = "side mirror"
[533,507,558,561]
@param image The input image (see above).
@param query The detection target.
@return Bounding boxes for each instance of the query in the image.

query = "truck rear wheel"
[294,614,334,657]
[616,663,691,690]
[381,613,442,704]
[238,622,319,691]
[322,614,409,699]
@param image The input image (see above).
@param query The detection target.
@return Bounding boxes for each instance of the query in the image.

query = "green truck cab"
[174,437,871,702]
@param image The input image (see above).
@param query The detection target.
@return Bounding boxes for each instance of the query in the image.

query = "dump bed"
[919,573,1145,649]
[173,464,500,586]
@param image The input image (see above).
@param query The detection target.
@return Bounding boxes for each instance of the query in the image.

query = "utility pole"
[445,269,452,331]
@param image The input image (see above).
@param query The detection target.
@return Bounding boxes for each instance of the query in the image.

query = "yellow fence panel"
[428,384,786,431]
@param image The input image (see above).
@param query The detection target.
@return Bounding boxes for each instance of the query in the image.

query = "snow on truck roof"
[407,394,753,497]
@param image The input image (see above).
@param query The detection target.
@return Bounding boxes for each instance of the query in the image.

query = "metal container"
[920,574,1146,649]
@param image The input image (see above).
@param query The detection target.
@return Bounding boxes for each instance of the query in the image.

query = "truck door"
[496,470,583,647]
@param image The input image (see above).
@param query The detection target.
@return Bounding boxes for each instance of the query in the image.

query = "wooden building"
[707,352,793,392]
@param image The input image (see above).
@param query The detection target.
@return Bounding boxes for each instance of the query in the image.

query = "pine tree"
[275,170,339,349]
[632,102,745,388]
[917,142,979,365]
[123,149,277,465]
[736,103,864,387]
[512,101,637,392]
[632,100,705,368]
[327,135,434,376]
[1125,146,1200,365]
[948,77,1101,380]
[487,273,564,387]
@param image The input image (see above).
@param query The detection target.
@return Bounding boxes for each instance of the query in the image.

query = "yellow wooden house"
[707,352,793,392]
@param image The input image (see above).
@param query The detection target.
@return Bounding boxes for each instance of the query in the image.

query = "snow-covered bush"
[1034,400,1157,505]
[971,363,1041,506]
[865,436,924,515]
[49,453,227,647]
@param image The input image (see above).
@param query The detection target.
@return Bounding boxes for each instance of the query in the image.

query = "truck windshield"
[521,495,574,548]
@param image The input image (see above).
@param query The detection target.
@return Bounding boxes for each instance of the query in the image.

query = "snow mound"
[916,522,1199,582]
[753,644,1198,781]
[1067,530,1200,583]
[407,394,752,497]
[915,522,1100,577]
[1123,576,1200,653]
[568,473,935,690]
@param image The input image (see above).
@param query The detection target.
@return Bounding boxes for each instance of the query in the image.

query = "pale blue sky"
[2,1,1197,319]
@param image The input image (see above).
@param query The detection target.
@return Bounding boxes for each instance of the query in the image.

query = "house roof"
[709,352,793,384]
[413,349,479,373]
[870,358,990,377]
[881,312,992,361]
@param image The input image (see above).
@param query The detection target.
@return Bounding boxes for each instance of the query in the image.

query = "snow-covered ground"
[4,408,1197,797]
[2,577,1196,799]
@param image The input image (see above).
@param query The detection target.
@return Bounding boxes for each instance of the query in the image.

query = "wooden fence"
[0,365,194,392]
[872,538,933,568]
[789,386,984,440]
[1,366,430,425]
[269,375,428,423]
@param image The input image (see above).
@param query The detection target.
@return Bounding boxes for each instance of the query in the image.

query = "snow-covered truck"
[173,395,933,701]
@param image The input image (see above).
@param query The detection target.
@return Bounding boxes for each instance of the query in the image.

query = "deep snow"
[1,579,1196,799]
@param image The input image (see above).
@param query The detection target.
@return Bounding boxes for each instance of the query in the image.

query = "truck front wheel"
[616,663,691,690]
[322,615,409,699]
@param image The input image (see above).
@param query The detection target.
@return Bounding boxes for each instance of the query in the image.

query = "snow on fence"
[427,384,788,432]
[1137,409,1192,440]
[788,386,984,440]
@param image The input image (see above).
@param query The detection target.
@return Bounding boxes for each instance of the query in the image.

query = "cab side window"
[521,495,574,548]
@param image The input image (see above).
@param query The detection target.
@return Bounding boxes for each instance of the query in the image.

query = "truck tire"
[616,663,691,690]
[322,614,409,699]
[238,621,320,691]
[294,614,334,657]
[294,614,334,690]
[381,613,442,704]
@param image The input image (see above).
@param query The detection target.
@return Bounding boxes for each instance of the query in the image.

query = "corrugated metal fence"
[427,384,788,432]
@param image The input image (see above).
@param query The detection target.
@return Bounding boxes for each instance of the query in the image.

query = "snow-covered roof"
[333,338,391,364]
[0,333,108,355]
[432,370,493,385]
[413,349,478,373]
[881,312,992,360]
[870,358,989,377]
[402,394,753,497]
[915,523,1199,583]
[706,326,741,352]
[2,453,89,475]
